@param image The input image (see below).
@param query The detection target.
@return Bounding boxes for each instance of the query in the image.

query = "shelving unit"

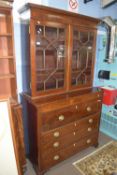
[0,2,26,175]
[0,5,17,100]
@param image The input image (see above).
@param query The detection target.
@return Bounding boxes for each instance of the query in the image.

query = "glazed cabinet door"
[30,20,68,96]
[70,27,96,89]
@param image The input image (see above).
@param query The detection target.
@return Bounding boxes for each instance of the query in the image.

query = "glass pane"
[71,29,94,87]
[79,48,87,69]
[80,32,88,43]
[35,24,66,92]
[45,26,57,40]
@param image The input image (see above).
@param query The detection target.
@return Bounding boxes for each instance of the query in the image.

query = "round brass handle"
[87,139,91,144]
[87,106,91,112]
[97,94,100,97]
[53,131,60,137]
[73,132,76,136]
[37,21,40,24]
[53,155,59,161]
[58,115,64,121]
[88,127,92,132]
[74,122,77,127]
[53,142,59,148]
[73,143,76,147]
[75,105,78,110]
[89,118,93,123]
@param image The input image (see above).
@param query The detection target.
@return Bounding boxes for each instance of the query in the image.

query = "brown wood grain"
[20,4,102,175]
[11,104,26,174]
[9,102,26,175]
[41,132,99,170]
[25,90,102,174]
[41,112,100,145]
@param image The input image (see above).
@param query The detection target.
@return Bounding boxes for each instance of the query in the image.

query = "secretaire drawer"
[41,105,81,131]
[41,113,100,146]
[41,99,101,131]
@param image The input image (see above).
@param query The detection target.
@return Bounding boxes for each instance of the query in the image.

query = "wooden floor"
[25,132,112,175]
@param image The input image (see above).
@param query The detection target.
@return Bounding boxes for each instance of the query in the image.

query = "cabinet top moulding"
[19,3,100,28]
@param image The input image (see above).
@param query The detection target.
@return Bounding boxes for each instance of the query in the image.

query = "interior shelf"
[0,33,12,37]
[0,56,13,59]
[0,74,15,79]
[36,68,64,71]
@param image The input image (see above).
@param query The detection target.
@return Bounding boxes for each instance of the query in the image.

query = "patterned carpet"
[73,141,117,175]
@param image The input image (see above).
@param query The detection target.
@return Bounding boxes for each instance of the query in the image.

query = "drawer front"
[41,100,101,131]
[81,100,102,117]
[42,105,81,131]
[41,133,98,170]
[41,112,100,145]
[39,91,103,113]
[41,113,100,157]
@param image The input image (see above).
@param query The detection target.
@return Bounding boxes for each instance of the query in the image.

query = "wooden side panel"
[11,104,26,175]
[26,101,38,165]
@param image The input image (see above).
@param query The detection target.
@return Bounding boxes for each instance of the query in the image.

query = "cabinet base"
[94,142,99,148]
[33,165,46,175]
[37,171,45,175]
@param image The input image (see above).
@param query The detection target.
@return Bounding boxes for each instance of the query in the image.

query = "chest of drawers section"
[26,90,102,174]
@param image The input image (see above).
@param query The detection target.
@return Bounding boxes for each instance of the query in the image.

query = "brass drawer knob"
[73,132,76,136]
[58,115,64,121]
[53,142,59,148]
[97,100,101,102]
[74,122,77,127]
[87,139,91,144]
[97,94,100,97]
[37,21,40,24]
[87,106,91,112]
[88,127,92,132]
[53,131,60,137]
[75,105,78,110]
[53,155,59,161]
[73,143,76,147]
[89,118,93,123]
